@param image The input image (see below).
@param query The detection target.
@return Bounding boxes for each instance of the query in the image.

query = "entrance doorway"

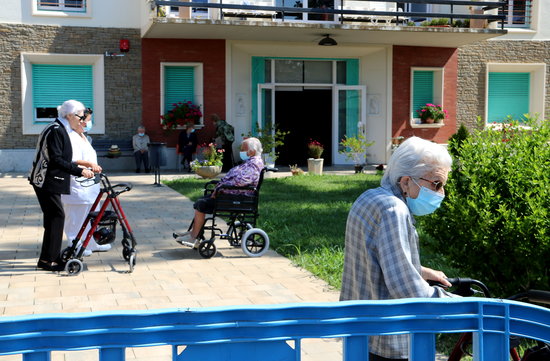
[275,89,332,166]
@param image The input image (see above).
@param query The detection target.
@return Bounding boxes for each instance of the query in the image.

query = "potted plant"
[160,101,202,132]
[416,103,447,124]
[190,143,224,178]
[307,139,324,175]
[339,134,375,173]
[242,123,289,167]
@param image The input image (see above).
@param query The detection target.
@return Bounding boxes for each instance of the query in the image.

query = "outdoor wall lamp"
[105,39,130,57]
[318,34,337,46]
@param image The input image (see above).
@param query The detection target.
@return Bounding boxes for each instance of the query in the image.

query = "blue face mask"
[83,121,92,132]
[406,179,445,216]
[240,151,249,161]
[138,133,145,137]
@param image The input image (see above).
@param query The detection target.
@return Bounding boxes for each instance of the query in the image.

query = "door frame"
[332,85,367,164]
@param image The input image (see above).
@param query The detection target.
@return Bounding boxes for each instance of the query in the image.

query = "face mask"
[189,129,195,133]
[138,133,145,137]
[406,179,445,216]
[83,121,92,132]
[240,151,249,161]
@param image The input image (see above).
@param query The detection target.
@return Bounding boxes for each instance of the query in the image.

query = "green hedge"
[422,118,550,297]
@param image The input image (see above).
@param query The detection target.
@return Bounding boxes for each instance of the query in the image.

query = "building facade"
[1,0,545,172]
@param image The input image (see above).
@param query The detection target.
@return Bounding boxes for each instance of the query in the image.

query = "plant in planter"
[306,139,324,175]
[416,103,447,124]
[161,101,202,132]
[190,143,224,178]
[339,134,375,173]
[242,123,289,166]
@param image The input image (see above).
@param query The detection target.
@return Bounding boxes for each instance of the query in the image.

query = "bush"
[422,117,550,297]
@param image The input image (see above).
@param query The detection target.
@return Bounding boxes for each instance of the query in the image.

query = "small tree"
[422,117,550,297]
[339,134,375,166]
[242,123,289,163]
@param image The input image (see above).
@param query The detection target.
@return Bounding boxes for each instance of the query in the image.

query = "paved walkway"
[0,170,343,361]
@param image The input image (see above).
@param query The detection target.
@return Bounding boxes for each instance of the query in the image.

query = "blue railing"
[1,298,549,360]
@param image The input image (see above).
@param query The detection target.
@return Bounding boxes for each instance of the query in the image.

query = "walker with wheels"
[61,173,137,275]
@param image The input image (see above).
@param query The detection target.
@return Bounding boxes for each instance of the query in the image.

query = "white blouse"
[61,132,100,205]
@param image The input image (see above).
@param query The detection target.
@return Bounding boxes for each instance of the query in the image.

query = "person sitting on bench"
[175,137,264,248]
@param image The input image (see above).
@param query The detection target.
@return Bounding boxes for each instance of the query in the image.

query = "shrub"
[422,117,550,297]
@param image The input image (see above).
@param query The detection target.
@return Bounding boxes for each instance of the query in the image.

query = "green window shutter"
[412,70,434,118]
[164,66,194,113]
[345,59,359,86]
[32,64,93,120]
[251,57,266,134]
[488,72,530,123]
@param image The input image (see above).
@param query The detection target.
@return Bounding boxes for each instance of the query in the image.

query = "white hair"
[243,137,263,155]
[381,136,452,188]
[57,100,85,119]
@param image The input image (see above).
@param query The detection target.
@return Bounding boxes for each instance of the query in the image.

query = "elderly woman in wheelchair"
[173,137,271,258]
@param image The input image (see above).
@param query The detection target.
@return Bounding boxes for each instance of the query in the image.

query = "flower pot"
[195,166,222,179]
[307,158,324,175]
[423,117,435,124]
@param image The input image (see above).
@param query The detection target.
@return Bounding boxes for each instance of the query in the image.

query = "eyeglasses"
[75,108,93,122]
[418,177,445,191]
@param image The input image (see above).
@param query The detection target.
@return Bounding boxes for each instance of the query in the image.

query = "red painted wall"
[392,46,458,143]
[141,39,226,147]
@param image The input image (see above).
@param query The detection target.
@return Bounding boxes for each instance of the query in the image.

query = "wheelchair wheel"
[227,221,252,247]
[241,228,269,257]
[199,240,217,259]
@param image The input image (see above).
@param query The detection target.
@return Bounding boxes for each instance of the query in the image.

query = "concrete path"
[0,171,342,361]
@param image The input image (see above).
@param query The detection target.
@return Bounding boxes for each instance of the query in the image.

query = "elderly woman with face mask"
[61,105,110,257]
[29,100,100,272]
[174,137,264,248]
[340,136,457,361]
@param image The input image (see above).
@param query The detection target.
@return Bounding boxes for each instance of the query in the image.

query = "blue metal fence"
[0,298,548,360]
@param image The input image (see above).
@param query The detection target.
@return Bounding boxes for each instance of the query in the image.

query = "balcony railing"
[1,298,549,360]
[154,0,507,29]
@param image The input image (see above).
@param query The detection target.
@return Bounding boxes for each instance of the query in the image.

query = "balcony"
[143,0,507,47]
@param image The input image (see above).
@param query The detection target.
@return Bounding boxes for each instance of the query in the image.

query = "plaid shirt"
[340,185,456,359]
[215,156,264,195]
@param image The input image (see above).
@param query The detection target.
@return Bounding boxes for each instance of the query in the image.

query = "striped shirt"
[340,185,456,359]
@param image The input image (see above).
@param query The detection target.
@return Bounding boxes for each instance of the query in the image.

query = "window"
[38,0,85,11]
[486,64,546,124]
[33,0,91,17]
[410,68,443,125]
[500,0,532,28]
[32,64,93,123]
[161,63,204,126]
[21,53,105,135]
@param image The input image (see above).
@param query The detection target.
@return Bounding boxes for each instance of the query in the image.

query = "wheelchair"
[175,167,275,259]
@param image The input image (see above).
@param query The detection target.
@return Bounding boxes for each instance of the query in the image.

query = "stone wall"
[457,40,550,129]
[0,23,142,150]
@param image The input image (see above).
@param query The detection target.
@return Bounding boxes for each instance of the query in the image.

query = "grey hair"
[243,137,263,155]
[57,100,85,119]
[138,125,146,130]
[381,136,452,188]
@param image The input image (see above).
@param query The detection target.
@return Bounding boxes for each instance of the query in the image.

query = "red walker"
[61,173,137,275]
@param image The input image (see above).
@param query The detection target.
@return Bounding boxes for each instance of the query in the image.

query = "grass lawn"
[164,173,459,290]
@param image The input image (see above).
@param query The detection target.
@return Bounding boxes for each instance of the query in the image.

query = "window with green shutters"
[164,66,195,113]
[410,68,444,124]
[32,64,93,123]
[488,72,530,123]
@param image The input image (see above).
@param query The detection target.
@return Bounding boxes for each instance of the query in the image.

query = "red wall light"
[120,39,130,53]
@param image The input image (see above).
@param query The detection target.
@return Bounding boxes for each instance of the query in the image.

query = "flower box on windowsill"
[410,118,445,129]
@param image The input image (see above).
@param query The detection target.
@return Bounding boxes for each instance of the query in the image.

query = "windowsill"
[410,121,445,129]
[503,28,536,34]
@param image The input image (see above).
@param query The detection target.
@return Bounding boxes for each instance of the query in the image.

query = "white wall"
[0,0,141,28]
[228,41,391,164]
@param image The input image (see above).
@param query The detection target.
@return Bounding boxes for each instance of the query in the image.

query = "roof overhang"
[142,18,507,47]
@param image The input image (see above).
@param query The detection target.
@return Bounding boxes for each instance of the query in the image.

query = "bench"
[91,139,134,158]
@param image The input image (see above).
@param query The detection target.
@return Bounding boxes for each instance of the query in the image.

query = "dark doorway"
[275,89,332,166]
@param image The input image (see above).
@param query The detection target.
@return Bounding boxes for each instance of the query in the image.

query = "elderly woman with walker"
[29,100,100,272]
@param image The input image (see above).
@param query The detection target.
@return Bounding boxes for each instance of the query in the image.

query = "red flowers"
[161,101,202,130]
